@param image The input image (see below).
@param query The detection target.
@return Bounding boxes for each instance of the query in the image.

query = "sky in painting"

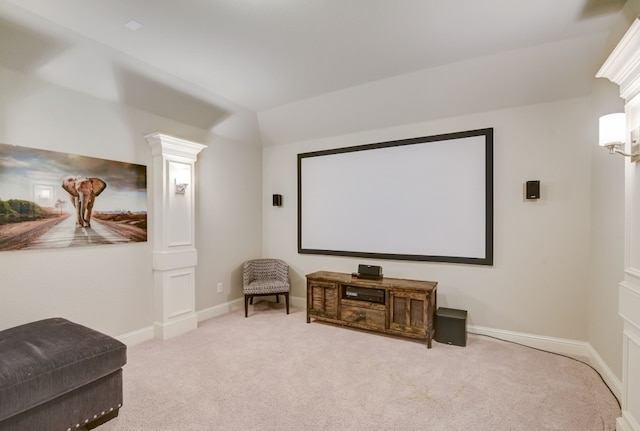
[0,143,147,213]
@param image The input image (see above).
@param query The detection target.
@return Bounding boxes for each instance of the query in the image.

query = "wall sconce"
[175,171,190,194]
[599,113,639,162]
[175,179,188,194]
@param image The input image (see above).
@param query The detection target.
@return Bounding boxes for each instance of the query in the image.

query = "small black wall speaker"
[525,180,540,200]
[272,194,282,206]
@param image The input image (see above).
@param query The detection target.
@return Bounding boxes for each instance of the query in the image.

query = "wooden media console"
[306,271,438,348]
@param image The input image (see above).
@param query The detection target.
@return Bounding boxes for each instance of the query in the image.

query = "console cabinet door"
[389,289,428,336]
[308,280,339,319]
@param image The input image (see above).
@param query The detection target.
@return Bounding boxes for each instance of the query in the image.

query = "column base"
[154,312,198,340]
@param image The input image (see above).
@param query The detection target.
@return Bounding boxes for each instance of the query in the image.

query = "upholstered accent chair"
[242,259,290,317]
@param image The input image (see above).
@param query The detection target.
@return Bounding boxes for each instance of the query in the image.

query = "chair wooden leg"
[275,294,279,303]
[250,297,253,305]
[285,292,290,314]
[244,295,249,318]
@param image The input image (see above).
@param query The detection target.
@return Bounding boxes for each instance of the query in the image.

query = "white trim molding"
[197,298,244,322]
[597,17,640,101]
[117,299,622,408]
[469,324,622,402]
[146,133,206,340]
[116,296,306,346]
[116,325,154,346]
[597,17,640,431]
[468,324,589,356]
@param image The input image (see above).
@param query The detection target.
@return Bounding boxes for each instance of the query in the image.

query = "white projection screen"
[297,128,493,265]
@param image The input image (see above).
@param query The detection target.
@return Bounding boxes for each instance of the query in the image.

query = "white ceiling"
[3,0,626,112]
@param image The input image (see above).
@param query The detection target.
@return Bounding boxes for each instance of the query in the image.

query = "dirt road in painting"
[0,214,146,251]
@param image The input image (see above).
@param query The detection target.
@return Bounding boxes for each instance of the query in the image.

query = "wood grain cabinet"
[307,279,339,320]
[389,289,431,336]
[306,271,437,348]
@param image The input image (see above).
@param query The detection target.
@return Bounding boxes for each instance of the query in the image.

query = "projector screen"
[297,128,493,265]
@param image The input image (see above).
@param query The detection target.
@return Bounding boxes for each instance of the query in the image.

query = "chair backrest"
[243,259,289,284]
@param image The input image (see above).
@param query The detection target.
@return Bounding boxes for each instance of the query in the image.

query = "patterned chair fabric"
[242,259,290,317]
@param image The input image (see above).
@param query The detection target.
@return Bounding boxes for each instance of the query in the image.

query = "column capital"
[145,132,207,160]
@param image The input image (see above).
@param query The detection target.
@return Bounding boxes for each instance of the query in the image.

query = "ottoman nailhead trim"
[62,405,121,431]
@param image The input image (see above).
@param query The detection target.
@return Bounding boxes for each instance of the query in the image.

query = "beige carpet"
[100,303,620,431]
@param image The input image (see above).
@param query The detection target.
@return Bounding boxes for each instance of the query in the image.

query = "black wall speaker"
[525,180,540,200]
[272,194,283,206]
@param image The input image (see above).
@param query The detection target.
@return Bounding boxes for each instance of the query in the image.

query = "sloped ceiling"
[2,0,625,113]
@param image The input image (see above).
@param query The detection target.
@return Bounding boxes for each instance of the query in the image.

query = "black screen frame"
[297,128,494,266]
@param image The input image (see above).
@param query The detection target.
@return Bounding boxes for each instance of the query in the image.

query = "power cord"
[467,331,621,410]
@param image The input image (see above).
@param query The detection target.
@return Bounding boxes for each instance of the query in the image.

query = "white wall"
[0,6,263,337]
[0,0,630,389]
[589,78,626,380]
[585,0,640,389]
[263,97,594,341]
[258,34,609,148]
[195,135,263,310]
[0,65,154,336]
[259,22,628,382]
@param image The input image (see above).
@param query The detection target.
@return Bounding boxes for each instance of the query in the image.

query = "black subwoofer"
[435,307,467,347]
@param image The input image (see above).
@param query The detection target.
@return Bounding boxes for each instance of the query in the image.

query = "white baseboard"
[586,343,623,404]
[117,325,154,346]
[290,295,306,308]
[196,298,244,321]
[154,313,198,340]
[198,295,306,318]
[469,324,622,402]
[117,296,306,346]
[116,299,621,406]
[617,412,640,431]
[468,324,590,356]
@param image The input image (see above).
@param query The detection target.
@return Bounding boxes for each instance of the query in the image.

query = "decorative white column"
[597,17,640,431]
[145,132,207,340]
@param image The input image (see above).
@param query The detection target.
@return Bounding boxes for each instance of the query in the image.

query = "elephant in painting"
[62,176,107,228]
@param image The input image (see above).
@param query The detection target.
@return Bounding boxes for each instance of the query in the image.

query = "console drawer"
[340,305,386,330]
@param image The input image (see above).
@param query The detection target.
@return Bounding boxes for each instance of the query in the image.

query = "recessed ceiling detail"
[124,19,142,31]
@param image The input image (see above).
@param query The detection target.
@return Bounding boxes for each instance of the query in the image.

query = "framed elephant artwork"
[0,142,147,251]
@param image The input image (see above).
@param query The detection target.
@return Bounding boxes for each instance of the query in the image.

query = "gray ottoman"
[0,318,127,431]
